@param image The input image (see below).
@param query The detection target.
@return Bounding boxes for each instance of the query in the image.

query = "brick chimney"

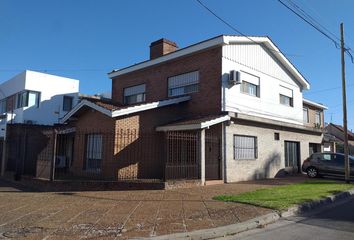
[149,38,178,60]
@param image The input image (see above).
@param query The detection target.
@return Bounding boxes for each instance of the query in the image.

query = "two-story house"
[0,70,79,137]
[62,35,327,184]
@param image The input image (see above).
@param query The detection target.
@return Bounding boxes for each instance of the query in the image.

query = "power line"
[278,0,354,63]
[194,0,301,57]
[304,83,354,95]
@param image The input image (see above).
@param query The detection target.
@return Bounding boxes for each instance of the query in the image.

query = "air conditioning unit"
[229,70,241,85]
[55,156,66,168]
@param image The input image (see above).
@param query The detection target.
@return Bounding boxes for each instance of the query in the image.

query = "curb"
[280,188,354,218]
[144,212,280,240]
[144,188,354,240]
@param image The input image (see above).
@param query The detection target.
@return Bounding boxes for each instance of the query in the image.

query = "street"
[224,196,354,240]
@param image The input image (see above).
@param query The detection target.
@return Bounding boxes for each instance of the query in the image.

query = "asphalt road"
[223,196,354,240]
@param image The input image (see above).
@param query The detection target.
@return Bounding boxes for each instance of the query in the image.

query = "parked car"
[302,152,354,178]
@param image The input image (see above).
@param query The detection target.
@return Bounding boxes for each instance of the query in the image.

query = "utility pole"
[340,23,350,183]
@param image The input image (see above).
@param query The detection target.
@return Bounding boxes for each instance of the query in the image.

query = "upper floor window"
[315,110,321,125]
[63,96,74,111]
[123,84,146,105]
[168,71,199,97]
[240,72,260,97]
[16,91,40,109]
[0,99,7,114]
[303,107,309,123]
[279,86,293,107]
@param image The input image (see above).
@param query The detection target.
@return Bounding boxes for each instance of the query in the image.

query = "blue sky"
[0,0,353,129]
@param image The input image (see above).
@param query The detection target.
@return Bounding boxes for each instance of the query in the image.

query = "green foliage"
[214,180,354,210]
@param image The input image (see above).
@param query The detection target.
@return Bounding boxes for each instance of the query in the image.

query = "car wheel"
[307,167,318,178]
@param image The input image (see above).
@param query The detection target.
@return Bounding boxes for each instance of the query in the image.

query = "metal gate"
[205,134,221,180]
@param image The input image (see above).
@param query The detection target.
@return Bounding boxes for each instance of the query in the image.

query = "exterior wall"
[224,119,323,182]
[0,70,79,130]
[222,44,304,125]
[71,110,116,179]
[303,103,324,128]
[111,47,222,117]
[70,103,187,180]
[23,70,79,124]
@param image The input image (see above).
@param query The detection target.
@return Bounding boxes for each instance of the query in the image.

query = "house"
[0,70,79,176]
[325,123,354,154]
[0,70,79,134]
[61,35,327,184]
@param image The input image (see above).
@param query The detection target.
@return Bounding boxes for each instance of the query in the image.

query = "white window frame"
[315,110,321,125]
[303,107,309,123]
[123,84,146,105]
[234,135,258,160]
[168,71,199,97]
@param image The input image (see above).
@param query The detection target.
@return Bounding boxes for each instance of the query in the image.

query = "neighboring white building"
[0,70,79,137]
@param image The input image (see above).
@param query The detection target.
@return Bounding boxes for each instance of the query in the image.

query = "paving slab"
[0,176,309,239]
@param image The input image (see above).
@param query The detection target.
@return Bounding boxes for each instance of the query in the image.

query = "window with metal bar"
[234,135,258,160]
[85,134,103,171]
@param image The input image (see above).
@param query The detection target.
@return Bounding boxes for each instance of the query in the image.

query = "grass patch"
[214,180,354,210]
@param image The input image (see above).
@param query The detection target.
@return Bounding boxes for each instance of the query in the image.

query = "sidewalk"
[0,176,306,239]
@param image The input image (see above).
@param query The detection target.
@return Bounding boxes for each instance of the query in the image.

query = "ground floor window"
[234,135,258,160]
[85,134,102,171]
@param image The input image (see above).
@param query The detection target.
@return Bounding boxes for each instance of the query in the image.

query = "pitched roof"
[61,96,191,123]
[332,124,354,139]
[108,35,310,90]
[156,114,230,131]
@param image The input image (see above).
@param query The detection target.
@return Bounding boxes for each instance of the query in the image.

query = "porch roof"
[61,95,191,123]
[156,115,231,131]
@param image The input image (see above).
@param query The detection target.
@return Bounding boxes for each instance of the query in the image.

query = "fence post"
[50,129,58,181]
[199,129,205,186]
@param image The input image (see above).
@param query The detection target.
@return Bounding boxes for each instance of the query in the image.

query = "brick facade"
[303,102,325,128]
[111,47,223,117]
[70,102,189,180]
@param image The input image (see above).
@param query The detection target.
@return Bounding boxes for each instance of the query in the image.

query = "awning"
[156,115,230,131]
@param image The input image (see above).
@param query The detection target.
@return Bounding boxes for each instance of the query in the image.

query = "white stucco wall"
[23,70,79,124]
[221,43,304,125]
[0,70,79,128]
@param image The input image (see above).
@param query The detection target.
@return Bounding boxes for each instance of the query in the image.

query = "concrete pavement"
[223,196,354,240]
[1,177,306,239]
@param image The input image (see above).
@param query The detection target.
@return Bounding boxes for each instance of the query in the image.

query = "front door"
[205,135,221,180]
[285,141,300,173]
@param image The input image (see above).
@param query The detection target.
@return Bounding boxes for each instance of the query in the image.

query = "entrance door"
[285,141,300,173]
[205,135,221,180]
